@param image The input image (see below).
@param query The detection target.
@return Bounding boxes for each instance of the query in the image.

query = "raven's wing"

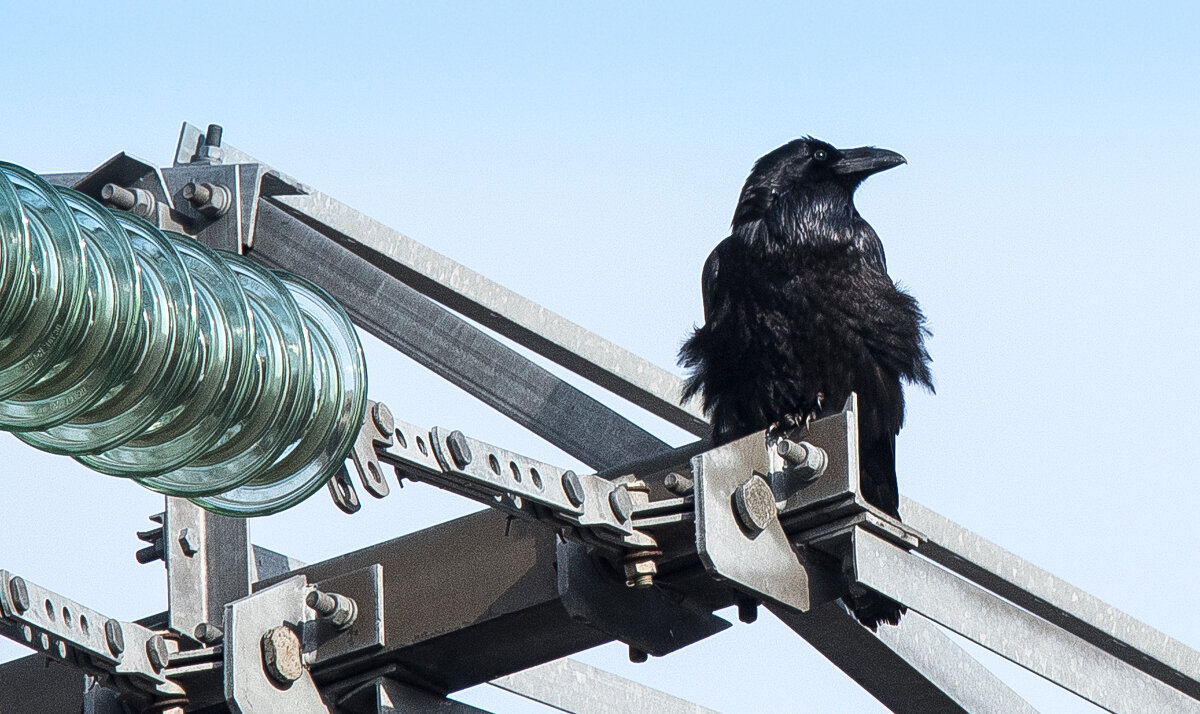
[700,237,733,323]
[845,270,935,392]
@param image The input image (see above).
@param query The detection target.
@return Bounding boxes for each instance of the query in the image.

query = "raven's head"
[732,137,906,228]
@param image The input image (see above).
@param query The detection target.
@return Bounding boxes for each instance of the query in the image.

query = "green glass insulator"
[0,162,368,516]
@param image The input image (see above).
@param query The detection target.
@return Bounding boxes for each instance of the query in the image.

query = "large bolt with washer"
[182,181,233,218]
[306,589,358,630]
[100,184,158,219]
[562,471,585,507]
[776,440,828,484]
[261,625,303,686]
[732,475,777,537]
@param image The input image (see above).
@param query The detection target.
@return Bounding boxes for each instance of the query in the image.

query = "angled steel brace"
[491,657,723,714]
[901,497,1200,700]
[769,602,1039,714]
[849,527,1200,713]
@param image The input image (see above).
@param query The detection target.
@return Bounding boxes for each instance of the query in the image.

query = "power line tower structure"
[0,123,1196,714]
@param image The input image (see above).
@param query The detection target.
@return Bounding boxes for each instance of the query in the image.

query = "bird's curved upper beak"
[832,146,907,179]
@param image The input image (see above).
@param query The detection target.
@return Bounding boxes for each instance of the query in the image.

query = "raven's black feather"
[679,137,933,628]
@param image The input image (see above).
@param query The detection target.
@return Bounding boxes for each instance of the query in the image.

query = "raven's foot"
[770,393,825,437]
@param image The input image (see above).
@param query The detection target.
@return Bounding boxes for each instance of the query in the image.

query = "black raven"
[678,137,933,627]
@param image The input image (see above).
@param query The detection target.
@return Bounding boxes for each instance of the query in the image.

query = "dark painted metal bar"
[261,510,613,694]
[253,201,669,471]
[267,191,711,436]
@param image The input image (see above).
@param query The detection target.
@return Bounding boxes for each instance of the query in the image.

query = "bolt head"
[562,471,586,507]
[178,528,200,557]
[8,577,30,613]
[732,476,777,537]
[146,635,169,671]
[608,487,634,522]
[261,625,303,686]
[104,619,125,655]
[446,430,473,468]
[371,401,394,436]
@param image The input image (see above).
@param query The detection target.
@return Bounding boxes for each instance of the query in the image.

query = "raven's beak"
[832,147,907,179]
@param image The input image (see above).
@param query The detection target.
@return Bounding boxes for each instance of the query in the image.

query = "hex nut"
[776,440,828,483]
[261,625,303,686]
[623,558,657,588]
[306,590,358,630]
[178,528,200,557]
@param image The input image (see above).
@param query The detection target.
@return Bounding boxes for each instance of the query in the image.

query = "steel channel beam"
[491,657,723,714]
[266,191,710,435]
[768,602,1039,714]
[851,528,1200,713]
[252,201,668,471]
[0,654,86,713]
[900,497,1200,698]
[260,509,612,694]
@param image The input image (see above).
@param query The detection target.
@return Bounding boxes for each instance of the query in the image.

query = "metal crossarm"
[2,122,1198,714]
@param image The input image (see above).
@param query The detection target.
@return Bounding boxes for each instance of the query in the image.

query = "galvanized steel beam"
[901,497,1200,699]
[491,657,722,714]
[850,528,1200,713]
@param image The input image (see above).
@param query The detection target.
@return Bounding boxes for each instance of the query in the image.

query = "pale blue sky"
[1,3,1198,712]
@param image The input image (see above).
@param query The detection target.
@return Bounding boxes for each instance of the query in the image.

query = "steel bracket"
[556,540,730,657]
[224,575,332,714]
[0,569,182,699]
[693,431,812,613]
[165,498,253,645]
[304,564,385,666]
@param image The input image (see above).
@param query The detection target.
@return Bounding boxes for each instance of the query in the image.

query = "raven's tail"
[844,590,906,631]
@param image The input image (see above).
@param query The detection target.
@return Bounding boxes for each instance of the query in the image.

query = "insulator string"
[0,162,367,516]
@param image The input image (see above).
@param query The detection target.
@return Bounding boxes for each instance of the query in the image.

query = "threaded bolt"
[100,184,137,211]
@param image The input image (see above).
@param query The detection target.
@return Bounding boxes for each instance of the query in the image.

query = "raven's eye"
[813,149,828,161]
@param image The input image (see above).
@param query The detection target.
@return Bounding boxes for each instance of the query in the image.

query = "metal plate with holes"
[377,417,444,481]
[225,576,331,714]
[693,433,811,613]
[0,570,174,690]
[429,426,585,515]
